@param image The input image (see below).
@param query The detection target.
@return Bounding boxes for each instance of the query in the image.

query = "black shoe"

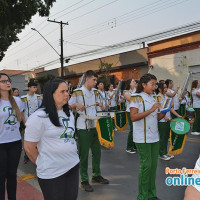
[92,176,109,184]
[81,181,94,192]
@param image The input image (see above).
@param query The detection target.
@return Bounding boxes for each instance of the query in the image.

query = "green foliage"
[98,62,115,90]
[0,0,56,61]
[36,74,55,93]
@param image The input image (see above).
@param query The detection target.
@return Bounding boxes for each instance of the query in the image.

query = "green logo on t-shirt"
[3,106,17,125]
[59,116,74,139]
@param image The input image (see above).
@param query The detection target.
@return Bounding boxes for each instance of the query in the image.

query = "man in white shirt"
[69,70,109,192]
[21,81,42,163]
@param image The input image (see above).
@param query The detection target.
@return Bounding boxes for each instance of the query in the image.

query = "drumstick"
[170,119,181,123]
[77,103,99,111]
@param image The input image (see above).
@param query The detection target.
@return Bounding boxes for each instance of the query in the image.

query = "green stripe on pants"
[135,142,159,200]
[158,121,170,156]
[78,129,101,182]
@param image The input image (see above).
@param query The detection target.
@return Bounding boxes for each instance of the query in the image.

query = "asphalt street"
[17,128,200,200]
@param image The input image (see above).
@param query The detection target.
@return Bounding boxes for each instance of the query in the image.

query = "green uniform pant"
[192,108,200,132]
[135,142,159,200]
[78,129,101,182]
[126,112,136,150]
[158,122,170,156]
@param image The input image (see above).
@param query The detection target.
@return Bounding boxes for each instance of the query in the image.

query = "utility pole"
[47,19,69,78]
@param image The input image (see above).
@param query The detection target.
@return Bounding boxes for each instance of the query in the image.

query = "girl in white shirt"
[24,78,79,200]
[107,84,117,111]
[130,74,166,200]
[0,73,24,200]
[191,80,200,135]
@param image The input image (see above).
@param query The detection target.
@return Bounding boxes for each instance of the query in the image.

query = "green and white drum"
[96,116,114,149]
[168,118,190,155]
[114,111,128,131]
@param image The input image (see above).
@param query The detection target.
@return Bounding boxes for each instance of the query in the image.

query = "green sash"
[168,118,190,155]
[114,111,128,131]
[96,116,114,149]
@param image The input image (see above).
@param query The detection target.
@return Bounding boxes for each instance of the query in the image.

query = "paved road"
[17,129,200,200]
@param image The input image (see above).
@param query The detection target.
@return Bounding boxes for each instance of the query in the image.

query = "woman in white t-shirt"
[191,80,200,135]
[0,73,24,200]
[107,84,117,111]
[24,78,80,200]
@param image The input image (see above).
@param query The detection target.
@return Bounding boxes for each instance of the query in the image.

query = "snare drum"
[168,118,190,155]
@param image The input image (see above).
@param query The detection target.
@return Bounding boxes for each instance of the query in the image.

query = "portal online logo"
[165,167,200,186]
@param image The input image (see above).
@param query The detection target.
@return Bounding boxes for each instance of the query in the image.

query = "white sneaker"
[114,128,118,131]
[167,154,174,159]
[159,155,170,161]
[191,132,200,135]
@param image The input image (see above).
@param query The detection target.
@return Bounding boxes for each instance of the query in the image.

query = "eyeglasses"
[0,79,12,84]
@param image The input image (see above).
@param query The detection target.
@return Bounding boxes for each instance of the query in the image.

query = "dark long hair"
[165,79,172,88]
[191,80,198,91]
[136,73,157,93]
[155,82,164,95]
[40,78,70,127]
[125,79,132,90]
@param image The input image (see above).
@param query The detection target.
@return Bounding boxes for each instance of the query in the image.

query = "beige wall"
[150,48,200,92]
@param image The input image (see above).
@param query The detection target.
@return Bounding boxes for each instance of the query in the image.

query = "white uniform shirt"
[96,90,109,111]
[130,92,159,143]
[24,109,79,179]
[21,94,42,120]
[167,89,180,110]
[0,96,24,143]
[157,93,171,122]
[107,90,117,107]
[68,86,98,129]
[192,88,200,108]
[192,155,200,192]
[125,89,136,112]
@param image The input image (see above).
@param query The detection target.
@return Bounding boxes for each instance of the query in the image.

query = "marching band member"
[69,70,109,192]
[165,79,180,118]
[96,81,110,111]
[124,78,137,154]
[21,80,42,164]
[107,84,117,111]
[156,83,181,161]
[191,80,200,135]
[130,74,166,200]
[0,73,24,200]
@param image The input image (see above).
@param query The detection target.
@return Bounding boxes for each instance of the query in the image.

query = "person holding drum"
[191,80,200,135]
[107,84,118,111]
[165,79,180,118]
[156,82,182,161]
[124,78,137,154]
[69,70,109,192]
[130,73,166,200]
[96,81,110,112]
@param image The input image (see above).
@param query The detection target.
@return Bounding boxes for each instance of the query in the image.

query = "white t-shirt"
[107,90,117,107]
[96,90,109,111]
[68,86,99,129]
[192,155,200,192]
[0,97,23,144]
[130,92,159,143]
[24,109,79,179]
[192,88,200,108]
[125,89,136,112]
[167,89,180,110]
[21,94,42,120]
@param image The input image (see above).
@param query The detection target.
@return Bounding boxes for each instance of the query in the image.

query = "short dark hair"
[136,73,157,93]
[12,88,19,92]
[85,70,98,79]
[28,81,38,87]
[40,78,70,127]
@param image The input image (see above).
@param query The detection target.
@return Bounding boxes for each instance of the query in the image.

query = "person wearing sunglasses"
[0,73,24,200]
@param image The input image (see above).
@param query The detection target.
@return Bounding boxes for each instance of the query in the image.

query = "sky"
[0,0,200,72]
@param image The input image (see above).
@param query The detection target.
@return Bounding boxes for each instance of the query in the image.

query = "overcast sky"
[0,0,200,71]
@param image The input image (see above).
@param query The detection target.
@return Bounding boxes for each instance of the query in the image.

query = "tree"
[98,62,115,90]
[0,0,56,61]
[36,74,55,93]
